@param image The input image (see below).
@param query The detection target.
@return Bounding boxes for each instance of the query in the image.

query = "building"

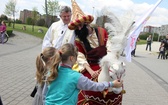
[20,9,59,25]
[143,25,168,36]
[160,24,168,36]
[143,26,155,33]
[20,9,33,23]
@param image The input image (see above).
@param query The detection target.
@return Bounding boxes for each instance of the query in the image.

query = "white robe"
[42,20,75,50]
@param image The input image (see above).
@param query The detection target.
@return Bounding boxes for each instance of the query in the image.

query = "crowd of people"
[144,34,168,60]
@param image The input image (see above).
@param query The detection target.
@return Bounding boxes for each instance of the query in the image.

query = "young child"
[158,43,165,59]
[35,43,123,105]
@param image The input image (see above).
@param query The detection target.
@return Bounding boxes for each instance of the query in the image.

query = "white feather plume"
[97,7,135,94]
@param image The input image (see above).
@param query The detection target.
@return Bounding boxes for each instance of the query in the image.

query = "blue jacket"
[45,66,81,105]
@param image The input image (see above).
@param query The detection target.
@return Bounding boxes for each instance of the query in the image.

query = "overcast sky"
[0,0,168,27]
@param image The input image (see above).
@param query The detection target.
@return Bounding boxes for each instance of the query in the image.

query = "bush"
[139,32,159,41]
[6,29,13,36]
[36,18,45,26]
[26,17,33,25]
[15,19,22,24]
[0,14,8,21]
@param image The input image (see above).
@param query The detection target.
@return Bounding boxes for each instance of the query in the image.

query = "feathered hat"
[68,0,94,30]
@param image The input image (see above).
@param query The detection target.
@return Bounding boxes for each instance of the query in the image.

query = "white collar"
[60,20,68,26]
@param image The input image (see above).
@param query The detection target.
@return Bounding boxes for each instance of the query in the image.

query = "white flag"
[124,0,163,62]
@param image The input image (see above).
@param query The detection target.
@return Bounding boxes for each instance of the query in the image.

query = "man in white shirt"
[42,6,75,50]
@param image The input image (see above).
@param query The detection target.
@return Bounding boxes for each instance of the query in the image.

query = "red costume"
[75,27,123,105]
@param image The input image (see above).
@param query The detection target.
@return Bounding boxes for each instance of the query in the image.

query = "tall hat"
[68,0,94,30]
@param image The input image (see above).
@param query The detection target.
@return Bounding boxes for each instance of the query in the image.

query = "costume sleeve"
[42,25,53,51]
[74,40,89,72]
[76,52,89,72]
[77,75,109,91]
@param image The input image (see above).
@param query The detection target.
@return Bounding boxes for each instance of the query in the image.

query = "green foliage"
[36,18,45,26]
[6,27,13,36]
[0,14,8,21]
[153,34,159,41]
[139,32,151,40]
[8,21,12,27]
[43,0,60,27]
[6,30,13,36]
[26,17,33,25]
[139,32,159,42]
[15,19,22,24]
[4,0,17,29]
[45,0,60,16]
[32,7,39,25]
[9,23,48,39]
[137,40,146,45]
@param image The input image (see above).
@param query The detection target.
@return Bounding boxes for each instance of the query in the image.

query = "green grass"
[8,24,148,45]
[8,24,48,39]
[137,40,147,45]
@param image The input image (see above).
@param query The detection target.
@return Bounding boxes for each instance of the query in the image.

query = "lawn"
[137,39,147,45]
[8,23,148,45]
[8,24,48,39]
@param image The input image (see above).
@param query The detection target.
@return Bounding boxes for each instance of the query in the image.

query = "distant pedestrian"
[146,35,152,51]
[158,43,165,59]
[131,37,140,57]
[0,21,7,44]
[162,34,168,59]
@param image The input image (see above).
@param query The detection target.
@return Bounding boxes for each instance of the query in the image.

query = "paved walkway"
[0,31,42,105]
[123,42,168,105]
[0,31,168,105]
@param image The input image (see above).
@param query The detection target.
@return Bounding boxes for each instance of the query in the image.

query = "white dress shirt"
[42,20,75,50]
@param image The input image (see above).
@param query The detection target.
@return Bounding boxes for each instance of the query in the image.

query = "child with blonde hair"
[35,43,122,105]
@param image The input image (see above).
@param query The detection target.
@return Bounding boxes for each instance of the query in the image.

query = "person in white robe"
[42,6,75,50]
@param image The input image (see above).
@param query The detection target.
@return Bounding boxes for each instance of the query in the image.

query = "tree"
[26,17,33,25]
[15,19,22,24]
[36,18,45,26]
[4,0,17,28]
[0,14,8,22]
[32,7,39,32]
[47,0,60,16]
[45,0,49,27]
[43,0,60,27]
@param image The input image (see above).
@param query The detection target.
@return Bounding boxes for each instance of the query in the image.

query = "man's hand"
[90,70,100,79]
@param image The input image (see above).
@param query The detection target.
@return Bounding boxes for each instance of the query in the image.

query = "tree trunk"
[12,12,15,29]
[32,25,34,32]
[45,0,49,27]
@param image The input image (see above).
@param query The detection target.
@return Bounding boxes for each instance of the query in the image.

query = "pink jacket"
[0,25,6,33]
